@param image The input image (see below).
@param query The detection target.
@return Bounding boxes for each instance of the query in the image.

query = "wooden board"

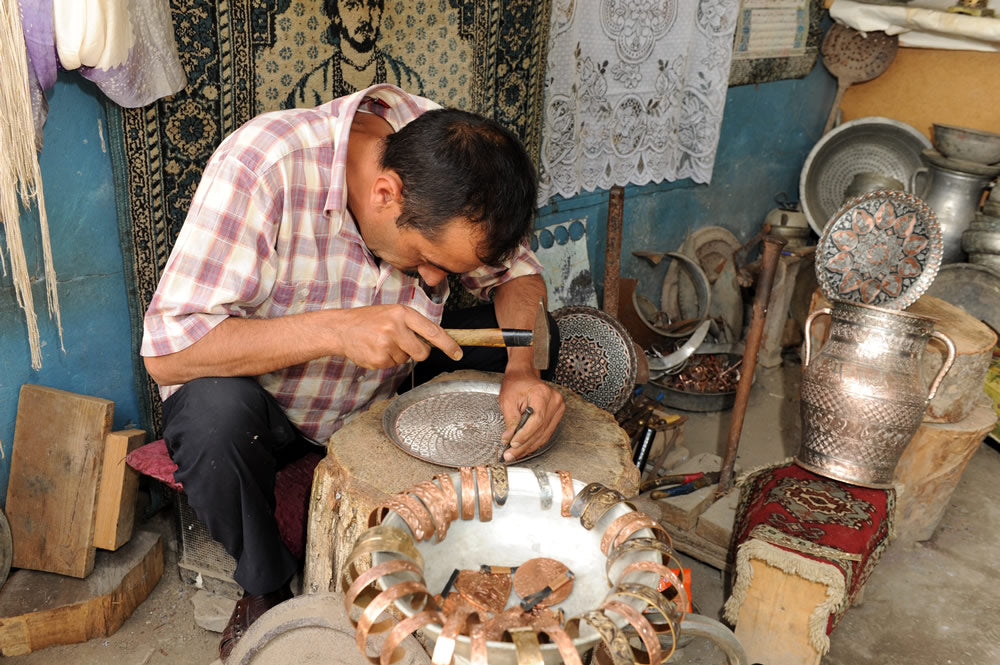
[734,559,825,665]
[6,385,113,578]
[93,429,146,551]
[0,530,163,656]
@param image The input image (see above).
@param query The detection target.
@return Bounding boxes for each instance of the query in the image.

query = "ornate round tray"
[552,306,638,413]
[383,380,555,467]
[815,190,942,310]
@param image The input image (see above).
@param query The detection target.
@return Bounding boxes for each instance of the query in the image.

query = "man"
[140,84,564,660]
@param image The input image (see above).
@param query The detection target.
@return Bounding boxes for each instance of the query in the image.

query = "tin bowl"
[933,123,1000,165]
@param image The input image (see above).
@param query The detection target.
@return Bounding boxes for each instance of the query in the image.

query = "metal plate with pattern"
[382,380,555,467]
[552,306,638,413]
[816,190,942,310]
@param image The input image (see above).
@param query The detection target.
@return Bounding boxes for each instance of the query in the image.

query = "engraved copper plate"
[552,306,638,413]
[816,190,942,310]
[512,558,574,608]
[383,380,556,468]
[454,569,512,615]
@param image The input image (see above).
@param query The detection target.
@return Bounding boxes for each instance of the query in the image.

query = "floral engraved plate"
[816,190,942,310]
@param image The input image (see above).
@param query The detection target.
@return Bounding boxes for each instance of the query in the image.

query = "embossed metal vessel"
[796,300,956,488]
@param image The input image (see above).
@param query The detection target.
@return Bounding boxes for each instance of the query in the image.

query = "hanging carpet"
[106,0,551,434]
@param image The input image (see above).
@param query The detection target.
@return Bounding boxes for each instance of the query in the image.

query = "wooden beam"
[94,429,146,551]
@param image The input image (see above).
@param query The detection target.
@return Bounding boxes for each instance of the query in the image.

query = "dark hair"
[379,108,537,266]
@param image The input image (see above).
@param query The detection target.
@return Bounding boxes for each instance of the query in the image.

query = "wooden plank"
[0,530,163,656]
[6,385,113,578]
[93,429,146,551]
[734,559,825,665]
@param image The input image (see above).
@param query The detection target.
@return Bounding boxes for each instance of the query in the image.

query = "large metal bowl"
[800,117,931,236]
[933,123,1000,165]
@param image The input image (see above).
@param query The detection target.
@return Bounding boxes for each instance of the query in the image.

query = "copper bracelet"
[507,627,544,665]
[605,537,678,586]
[343,525,424,585]
[617,560,688,616]
[600,511,649,556]
[612,514,672,552]
[344,558,423,616]
[431,603,488,665]
[355,579,430,655]
[557,470,574,517]
[578,488,628,530]
[459,466,476,520]
[484,606,562,641]
[476,466,493,522]
[571,610,633,665]
[534,621,584,665]
[607,581,678,632]
[380,609,445,665]
[488,463,510,506]
[468,620,489,665]
[532,469,553,510]
[601,599,663,665]
[383,493,436,542]
[409,480,452,542]
[569,482,605,518]
[433,472,460,522]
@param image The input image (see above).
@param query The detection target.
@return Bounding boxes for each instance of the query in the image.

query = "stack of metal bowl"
[963,186,1000,269]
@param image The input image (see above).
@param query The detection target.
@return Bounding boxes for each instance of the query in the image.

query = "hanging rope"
[0,1,64,369]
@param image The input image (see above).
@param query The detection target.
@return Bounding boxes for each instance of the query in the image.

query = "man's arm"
[492,274,566,460]
[144,305,462,386]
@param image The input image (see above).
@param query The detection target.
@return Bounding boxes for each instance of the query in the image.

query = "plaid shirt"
[142,84,543,441]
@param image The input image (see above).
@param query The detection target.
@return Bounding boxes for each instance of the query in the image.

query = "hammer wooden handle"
[444,328,533,347]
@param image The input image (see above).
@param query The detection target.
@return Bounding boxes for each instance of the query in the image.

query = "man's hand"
[498,367,565,462]
[335,304,463,368]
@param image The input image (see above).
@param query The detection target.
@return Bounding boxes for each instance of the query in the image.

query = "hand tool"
[444,300,550,370]
[644,471,721,499]
[497,406,534,463]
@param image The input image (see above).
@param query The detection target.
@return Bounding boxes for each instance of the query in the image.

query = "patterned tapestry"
[537,0,740,204]
[106,0,552,434]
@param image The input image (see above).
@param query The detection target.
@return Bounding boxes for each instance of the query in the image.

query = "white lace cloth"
[537,0,740,204]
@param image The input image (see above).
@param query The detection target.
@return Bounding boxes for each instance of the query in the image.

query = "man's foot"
[219,584,293,661]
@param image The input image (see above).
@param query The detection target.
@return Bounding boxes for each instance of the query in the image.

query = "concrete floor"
[6,361,999,664]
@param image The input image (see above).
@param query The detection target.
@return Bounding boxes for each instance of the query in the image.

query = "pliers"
[641,471,721,498]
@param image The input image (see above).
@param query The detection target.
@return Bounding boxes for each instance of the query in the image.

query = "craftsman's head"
[379,108,538,267]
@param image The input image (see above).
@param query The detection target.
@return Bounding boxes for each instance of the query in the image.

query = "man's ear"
[371,170,403,213]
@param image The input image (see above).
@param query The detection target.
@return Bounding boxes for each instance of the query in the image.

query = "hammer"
[444,300,551,370]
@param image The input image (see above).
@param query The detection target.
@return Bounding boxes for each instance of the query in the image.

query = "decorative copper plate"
[512,558,574,608]
[816,190,942,310]
[454,569,512,615]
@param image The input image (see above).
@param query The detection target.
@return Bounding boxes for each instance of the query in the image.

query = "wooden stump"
[893,395,998,543]
[304,370,638,594]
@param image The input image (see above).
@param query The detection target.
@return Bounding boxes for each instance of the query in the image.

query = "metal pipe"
[717,235,786,495]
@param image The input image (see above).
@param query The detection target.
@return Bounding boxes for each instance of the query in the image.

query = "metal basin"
[933,123,1000,165]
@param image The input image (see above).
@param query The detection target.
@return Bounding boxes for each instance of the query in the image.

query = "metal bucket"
[796,300,955,488]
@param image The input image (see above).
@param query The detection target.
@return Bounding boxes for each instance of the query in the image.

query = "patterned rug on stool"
[722,461,895,655]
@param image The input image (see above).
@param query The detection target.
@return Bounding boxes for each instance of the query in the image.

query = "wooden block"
[695,487,740,549]
[661,521,729,571]
[653,453,735,531]
[734,559,825,665]
[6,385,113,578]
[0,530,163,656]
[93,429,146,551]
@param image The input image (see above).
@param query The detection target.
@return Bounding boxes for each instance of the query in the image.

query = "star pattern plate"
[816,190,942,309]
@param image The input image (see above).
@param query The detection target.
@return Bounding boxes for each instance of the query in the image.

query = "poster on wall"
[728,0,824,85]
[530,219,598,310]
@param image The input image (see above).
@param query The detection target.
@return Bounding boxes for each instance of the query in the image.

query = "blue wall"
[0,73,140,502]
[0,64,834,503]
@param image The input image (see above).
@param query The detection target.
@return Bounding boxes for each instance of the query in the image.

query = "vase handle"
[926,330,957,401]
[802,308,832,368]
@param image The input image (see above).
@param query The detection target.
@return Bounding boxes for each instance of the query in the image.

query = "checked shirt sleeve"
[458,239,544,301]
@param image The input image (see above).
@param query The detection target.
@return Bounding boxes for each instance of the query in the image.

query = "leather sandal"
[219,584,293,661]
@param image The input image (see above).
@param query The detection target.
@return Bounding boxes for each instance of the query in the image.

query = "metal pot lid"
[815,190,942,310]
[552,306,638,413]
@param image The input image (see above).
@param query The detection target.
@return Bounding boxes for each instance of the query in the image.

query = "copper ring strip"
[460,466,476,520]
[569,482,605,518]
[488,464,510,506]
[608,581,679,631]
[344,558,423,616]
[343,526,424,583]
[579,489,627,530]
[600,512,649,556]
[483,606,534,641]
[476,466,492,522]
[433,473,459,522]
[385,493,435,542]
[612,515,672,552]
[557,471,573,517]
[601,599,663,665]
[532,469,553,510]
[507,627,544,665]
[534,622,584,665]
[468,620,489,665]
[605,537,677,586]
[431,604,487,665]
[409,480,451,542]
[355,580,430,655]
[380,609,445,665]
[574,610,633,665]
[617,560,688,616]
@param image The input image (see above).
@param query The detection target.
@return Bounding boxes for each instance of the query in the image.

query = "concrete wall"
[0,73,141,502]
[0,64,833,503]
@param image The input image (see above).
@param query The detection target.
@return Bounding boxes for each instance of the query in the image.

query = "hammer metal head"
[532,300,550,371]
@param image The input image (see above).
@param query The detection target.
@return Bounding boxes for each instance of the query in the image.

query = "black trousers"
[161,304,560,595]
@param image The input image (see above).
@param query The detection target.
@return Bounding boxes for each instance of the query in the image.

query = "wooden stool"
[303,370,638,594]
